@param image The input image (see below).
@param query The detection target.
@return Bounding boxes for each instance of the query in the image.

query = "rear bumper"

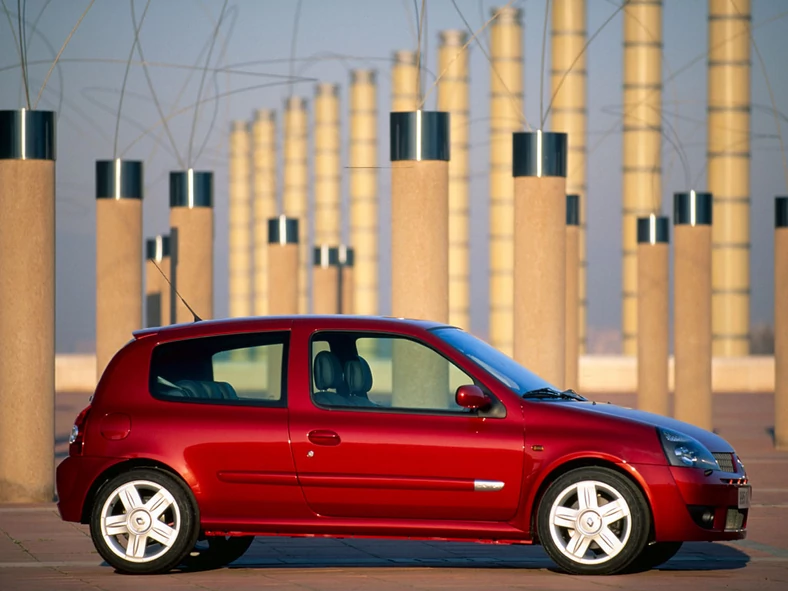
[56,456,121,523]
[631,463,748,542]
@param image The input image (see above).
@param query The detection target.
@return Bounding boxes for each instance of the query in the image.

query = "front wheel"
[536,466,651,575]
[90,468,199,574]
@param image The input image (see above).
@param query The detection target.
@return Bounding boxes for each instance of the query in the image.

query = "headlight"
[658,428,720,470]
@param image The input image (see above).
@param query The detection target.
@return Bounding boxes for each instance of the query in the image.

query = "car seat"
[174,379,239,401]
[343,356,377,407]
[312,350,349,406]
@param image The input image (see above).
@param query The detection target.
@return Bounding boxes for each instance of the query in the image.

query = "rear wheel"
[536,466,650,575]
[90,468,199,574]
[182,535,255,570]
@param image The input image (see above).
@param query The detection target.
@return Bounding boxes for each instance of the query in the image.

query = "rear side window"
[149,331,288,406]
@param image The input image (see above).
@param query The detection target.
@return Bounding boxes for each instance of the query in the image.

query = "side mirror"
[455,384,491,411]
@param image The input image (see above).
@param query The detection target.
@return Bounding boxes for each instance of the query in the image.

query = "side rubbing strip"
[474,480,505,492]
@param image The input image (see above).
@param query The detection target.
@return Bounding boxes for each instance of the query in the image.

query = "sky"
[0,0,786,353]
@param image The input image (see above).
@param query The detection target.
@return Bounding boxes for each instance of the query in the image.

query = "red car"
[56,316,750,576]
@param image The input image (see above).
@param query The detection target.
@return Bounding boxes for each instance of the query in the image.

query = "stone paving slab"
[1,392,787,590]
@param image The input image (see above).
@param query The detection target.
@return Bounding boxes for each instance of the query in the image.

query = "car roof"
[132,315,452,343]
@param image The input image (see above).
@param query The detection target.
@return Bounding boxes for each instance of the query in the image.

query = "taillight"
[69,405,91,456]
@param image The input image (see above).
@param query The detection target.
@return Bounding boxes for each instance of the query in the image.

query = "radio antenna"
[149,258,202,323]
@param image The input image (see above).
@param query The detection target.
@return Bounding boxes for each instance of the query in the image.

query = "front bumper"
[630,463,749,542]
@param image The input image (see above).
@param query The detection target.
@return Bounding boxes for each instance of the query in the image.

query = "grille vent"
[713,452,734,473]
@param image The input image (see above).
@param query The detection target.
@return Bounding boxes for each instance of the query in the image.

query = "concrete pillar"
[565,194,580,391]
[145,235,170,327]
[314,83,341,248]
[438,29,470,330]
[283,96,309,314]
[513,131,568,387]
[390,110,450,408]
[551,0,588,353]
[0,109,56,502]
[775,197,788,449]
[229,120,251,319]
[252,109,277,318]
[489,6,523,356]
[636,215,669,415]
[95,159,143,379]
[349,70,378,316]
[313,245,340,315]
[391,50,419,112]
[673,191,713,430]
[169,170,213,322]
[708,0,751,356]
[622,0,663,355]
[339,245,354,315]
[268,215,299,315]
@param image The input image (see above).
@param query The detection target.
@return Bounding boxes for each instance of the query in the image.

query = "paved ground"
[1,391,787,590]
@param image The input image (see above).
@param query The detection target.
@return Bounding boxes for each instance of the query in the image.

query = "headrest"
[345,357,373,395]
[314,350,343,391]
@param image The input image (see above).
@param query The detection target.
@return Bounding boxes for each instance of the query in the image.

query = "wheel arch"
[526,456,656,544]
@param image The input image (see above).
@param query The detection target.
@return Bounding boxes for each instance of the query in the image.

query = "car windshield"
[432,327,555,394]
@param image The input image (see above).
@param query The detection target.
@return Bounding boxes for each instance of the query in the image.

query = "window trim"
[148,330,290,409]
[308,330,506,418]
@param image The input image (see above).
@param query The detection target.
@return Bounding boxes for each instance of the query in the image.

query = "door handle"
[307,429,341,446]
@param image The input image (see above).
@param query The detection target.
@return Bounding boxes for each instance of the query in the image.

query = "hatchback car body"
[56,316,750,575]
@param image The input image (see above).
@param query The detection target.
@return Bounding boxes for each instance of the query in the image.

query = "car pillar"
[636,214,670,416]
[512,130,568,388]
[776,196,788,449]
[390,109,450,407]
[565,194,580,391]
[673,191,713,430]
[145,235,171,328]
[0,109,56,502]
[169,169,214,322]
[95,159,143,379]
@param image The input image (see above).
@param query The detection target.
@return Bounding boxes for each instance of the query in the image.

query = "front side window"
[310,332,476,413]
[150,331,288,406]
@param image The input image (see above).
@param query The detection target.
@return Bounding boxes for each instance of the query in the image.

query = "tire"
[181,535,255,570]
[536,466,651,575]
[89,468,200,574]
[625,541,683,572]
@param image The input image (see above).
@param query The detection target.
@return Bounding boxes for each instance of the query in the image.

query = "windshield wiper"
[522,387,587,401]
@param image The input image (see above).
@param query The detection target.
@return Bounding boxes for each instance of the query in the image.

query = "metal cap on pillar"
[268,215,299,244]
[0,109,56,160]
[338,245,354,266]
[491,5,522,22]
[512,130,568,178]
[169,170,213,208]
[566,194,580,226]
[312,245,355,267]
[637,215,670,244]
[390,111,450,162]
[146,235,170,261]
[674,191,712,226]
[776,196,788,228]
[96,160,143,200]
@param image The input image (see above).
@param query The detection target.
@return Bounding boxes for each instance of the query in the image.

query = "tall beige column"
[145,235,171,327]
[391,50,419,112]
[565,194,580,390]
[513,131,567,387]
[708,0,751,356]
[229,121,251,319]
[340,246,354,315]
[775,197,788,449]
[95,160,142,379]
[551,0,588,353]
[252,109,277,317]
[636,215,669,416]
[622,0,663,355]
[391,111,450,408]
[489,6,523,356]
[314,83,341,248]
[349,70,378,316]
[268,215,300,316]
[313,245,340,315]
[169,170,214,322]
[674,191,713,430]
[438,30,470,330]
[283,96,309,314]
[0,110,56,503]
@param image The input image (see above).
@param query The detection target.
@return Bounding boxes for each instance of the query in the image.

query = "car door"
[287,323,525,522]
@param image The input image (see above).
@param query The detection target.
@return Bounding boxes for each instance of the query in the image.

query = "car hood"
[550,399,735,453]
